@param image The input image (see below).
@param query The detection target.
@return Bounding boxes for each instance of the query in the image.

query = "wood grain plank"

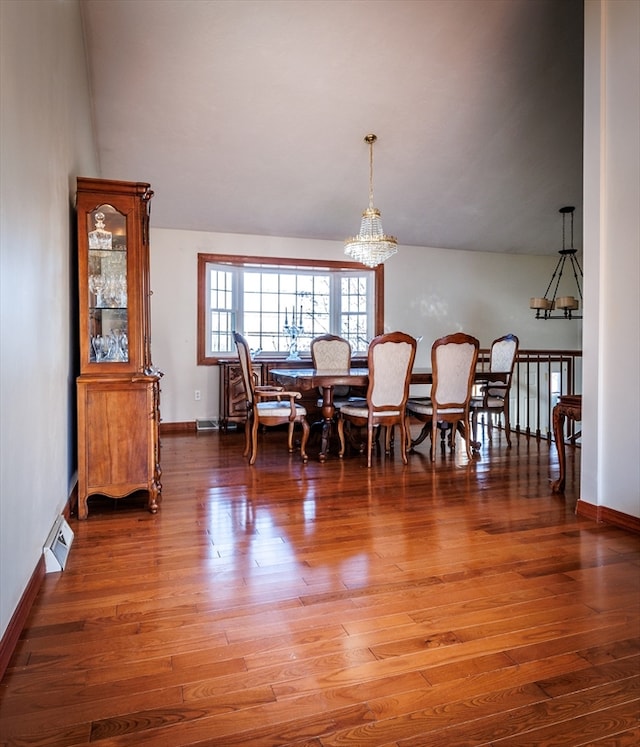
[393,673,640,746]
[1,431,637,747]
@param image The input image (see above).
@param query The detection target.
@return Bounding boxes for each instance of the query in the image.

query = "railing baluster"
[546,355,553,441]
[459,348,581,446]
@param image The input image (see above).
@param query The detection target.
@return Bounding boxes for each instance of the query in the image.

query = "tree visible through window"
[197,254,383,363]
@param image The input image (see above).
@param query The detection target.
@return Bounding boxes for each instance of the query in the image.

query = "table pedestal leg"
[319,386,335,462]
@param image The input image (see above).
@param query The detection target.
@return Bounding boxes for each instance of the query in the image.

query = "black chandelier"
[530,206,583,319]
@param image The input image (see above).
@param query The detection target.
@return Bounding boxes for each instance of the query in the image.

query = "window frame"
[197,253,384,364]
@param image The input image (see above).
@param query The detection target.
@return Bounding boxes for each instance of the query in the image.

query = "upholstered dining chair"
[310,334,353,410]
[470,333,519,447]
[406,332,479,461]
[337,331,416,468]
[233,332,309,465]
[311,333,351,370]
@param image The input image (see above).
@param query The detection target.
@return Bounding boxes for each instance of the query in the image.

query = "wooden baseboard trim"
[0,485,78,679]
[576,499,640,534]
[575,499,599,522]
[0,555,45,680]
[160,421,197,434]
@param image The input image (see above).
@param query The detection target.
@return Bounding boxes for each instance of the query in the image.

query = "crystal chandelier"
[345,134,398,268]
[530,206,583,319]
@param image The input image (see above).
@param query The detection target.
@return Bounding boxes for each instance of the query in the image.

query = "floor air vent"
[196,419,218,431]
[44,516,74,572]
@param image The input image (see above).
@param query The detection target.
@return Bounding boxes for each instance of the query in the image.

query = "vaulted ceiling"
[81,0,584,255]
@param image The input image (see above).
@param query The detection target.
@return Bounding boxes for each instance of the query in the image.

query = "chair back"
[431,333,480,408]
[311,334,351,370]
[490,334,519,373]
[233,331,255,406]
[487,333,519,397]
[368,332,417,411]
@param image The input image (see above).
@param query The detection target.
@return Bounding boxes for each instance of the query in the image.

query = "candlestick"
[283,302,304,360]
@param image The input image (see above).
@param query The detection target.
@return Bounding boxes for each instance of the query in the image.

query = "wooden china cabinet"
[75,177,162,519]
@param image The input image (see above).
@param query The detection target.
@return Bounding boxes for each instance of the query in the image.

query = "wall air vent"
[43,516,74,572]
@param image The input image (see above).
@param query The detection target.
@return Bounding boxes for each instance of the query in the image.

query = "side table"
[551,394,582,493]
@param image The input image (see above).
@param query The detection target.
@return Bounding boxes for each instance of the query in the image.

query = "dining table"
[270,366,504,461]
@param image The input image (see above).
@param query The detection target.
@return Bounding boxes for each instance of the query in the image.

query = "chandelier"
[344,134,398,267]
[530,206,583,319]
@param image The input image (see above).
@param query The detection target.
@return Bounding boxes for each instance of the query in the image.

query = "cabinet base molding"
[160,421,197,434]
[576,499,640,534]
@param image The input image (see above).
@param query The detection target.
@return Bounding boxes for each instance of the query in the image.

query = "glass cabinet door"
[86,204,129,363]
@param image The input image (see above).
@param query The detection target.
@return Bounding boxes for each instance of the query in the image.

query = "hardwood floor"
[1,425,639,747]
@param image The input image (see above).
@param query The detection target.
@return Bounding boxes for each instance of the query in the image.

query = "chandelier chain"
[367,134,375,210]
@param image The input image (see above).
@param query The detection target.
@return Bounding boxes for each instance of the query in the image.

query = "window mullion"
[233,268,242,332]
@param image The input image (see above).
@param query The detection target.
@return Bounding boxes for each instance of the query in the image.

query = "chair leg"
[447,424,455,450]
[430,418,437,461]
[337,416,346,458]
[374,425,382,451]
[504,402,512,447]
[471,408,478,446]
[299,419,310,463]
[399,421,408,465]
[385,425,393,455]
[243,415,252,458]
[287,421,295,453]
[463,416,472,460]
[366,425,374,468]
[249,417,260,465]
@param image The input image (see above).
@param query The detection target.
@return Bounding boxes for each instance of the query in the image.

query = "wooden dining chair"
[310,334,351,370]
[470,333,519,447]
[310,334,353,409]
[337,331,416,468]
[406,332,479,460]
[233,332,310,465]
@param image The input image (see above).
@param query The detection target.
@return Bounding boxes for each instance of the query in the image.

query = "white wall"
[150,228,581,424]
[582,0,640,518]
[0,1,97,637]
